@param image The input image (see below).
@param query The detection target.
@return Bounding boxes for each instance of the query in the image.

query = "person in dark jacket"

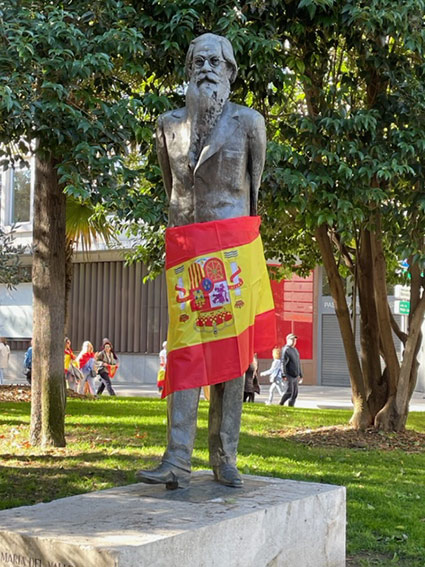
[244,354,259,402]
[279,334,302,407]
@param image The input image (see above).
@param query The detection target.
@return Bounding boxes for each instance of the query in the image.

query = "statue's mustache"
[196,72,219,85]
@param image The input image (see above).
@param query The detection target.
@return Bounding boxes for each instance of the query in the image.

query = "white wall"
[112,353,158,385]
[0,283,32,337]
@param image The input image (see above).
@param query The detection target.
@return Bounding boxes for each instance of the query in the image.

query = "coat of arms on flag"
[163,216,276,397]
[175,252,243,334]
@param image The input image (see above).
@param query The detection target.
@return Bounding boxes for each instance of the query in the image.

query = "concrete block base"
[0,472,345,567]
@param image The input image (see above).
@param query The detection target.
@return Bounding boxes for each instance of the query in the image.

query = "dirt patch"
[0,385,90,403]
[270,424,425,453]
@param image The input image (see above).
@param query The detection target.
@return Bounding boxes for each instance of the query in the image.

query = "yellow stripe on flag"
[166,234,273,353]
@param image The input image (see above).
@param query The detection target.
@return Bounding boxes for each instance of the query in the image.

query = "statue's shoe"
[136,462,190,490]
[212,463,244,487]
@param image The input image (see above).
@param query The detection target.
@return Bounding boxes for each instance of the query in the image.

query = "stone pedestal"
[0,472,345,567]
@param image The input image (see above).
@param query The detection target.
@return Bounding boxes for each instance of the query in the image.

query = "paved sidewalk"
[112,382,425,412]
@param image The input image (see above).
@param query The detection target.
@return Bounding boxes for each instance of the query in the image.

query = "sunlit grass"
[0,397,424,564]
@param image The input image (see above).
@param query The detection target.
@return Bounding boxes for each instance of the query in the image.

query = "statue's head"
[185,33,238,85]
[185,33,236,151]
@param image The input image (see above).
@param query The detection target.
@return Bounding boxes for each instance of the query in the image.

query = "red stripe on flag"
[254,308,278,354]
[165,216,261,270]
[162,309,276,397]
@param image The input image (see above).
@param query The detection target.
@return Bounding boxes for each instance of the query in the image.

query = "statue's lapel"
[194,103,240,173]
[170,109,191,155]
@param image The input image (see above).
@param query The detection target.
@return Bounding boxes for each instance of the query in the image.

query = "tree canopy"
[0,1,147,197]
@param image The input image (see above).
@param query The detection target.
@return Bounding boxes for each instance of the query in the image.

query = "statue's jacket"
[156,101,267,227]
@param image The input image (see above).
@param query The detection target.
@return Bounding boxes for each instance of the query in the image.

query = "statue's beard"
[186,76,230,169]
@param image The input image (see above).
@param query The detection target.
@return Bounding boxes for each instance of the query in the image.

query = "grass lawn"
[0,397,424,566]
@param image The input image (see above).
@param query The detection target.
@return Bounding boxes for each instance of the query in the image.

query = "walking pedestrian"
[96,338,118,396]
[243,354,259,402]
[279,334,303,407]
[0,338,10,385]
[24,339,32,385]
[64,337,79,391]
[157,341,167,393]
[77,341,96,395]
[261,348,285,405]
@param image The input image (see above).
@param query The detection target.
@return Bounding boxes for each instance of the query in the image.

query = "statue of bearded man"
[137,33,267,489]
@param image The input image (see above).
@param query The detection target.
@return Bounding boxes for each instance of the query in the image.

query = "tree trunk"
[357,229,387,416]
[370,223,399,391]
[405,260,424,401]
[30,155,66,447]
[318,221,423,431]
[315,225,373,429]
[64,237,74,334]
[392,293,425,430]
[367,220,403,431]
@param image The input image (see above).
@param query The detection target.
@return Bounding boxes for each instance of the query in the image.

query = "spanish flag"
[163,216,276,397]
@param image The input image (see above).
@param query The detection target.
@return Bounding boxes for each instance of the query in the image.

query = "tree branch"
[389,308,407,344]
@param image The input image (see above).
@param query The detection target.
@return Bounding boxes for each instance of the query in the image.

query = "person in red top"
[76,341,96,395]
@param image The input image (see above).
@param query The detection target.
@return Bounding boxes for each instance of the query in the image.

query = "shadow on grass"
[0,451,169,511]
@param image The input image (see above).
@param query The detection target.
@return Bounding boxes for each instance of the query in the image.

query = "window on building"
[10,167,31,223]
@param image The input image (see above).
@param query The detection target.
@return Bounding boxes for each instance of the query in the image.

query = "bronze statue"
[136,33,266,489]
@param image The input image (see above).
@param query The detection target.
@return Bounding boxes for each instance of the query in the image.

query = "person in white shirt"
[0,338,10,385]
[261,348,285,405]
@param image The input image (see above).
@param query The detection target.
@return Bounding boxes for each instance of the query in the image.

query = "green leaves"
[0,1,146,200]
[298,0,336,20]
[258,0,425,272]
